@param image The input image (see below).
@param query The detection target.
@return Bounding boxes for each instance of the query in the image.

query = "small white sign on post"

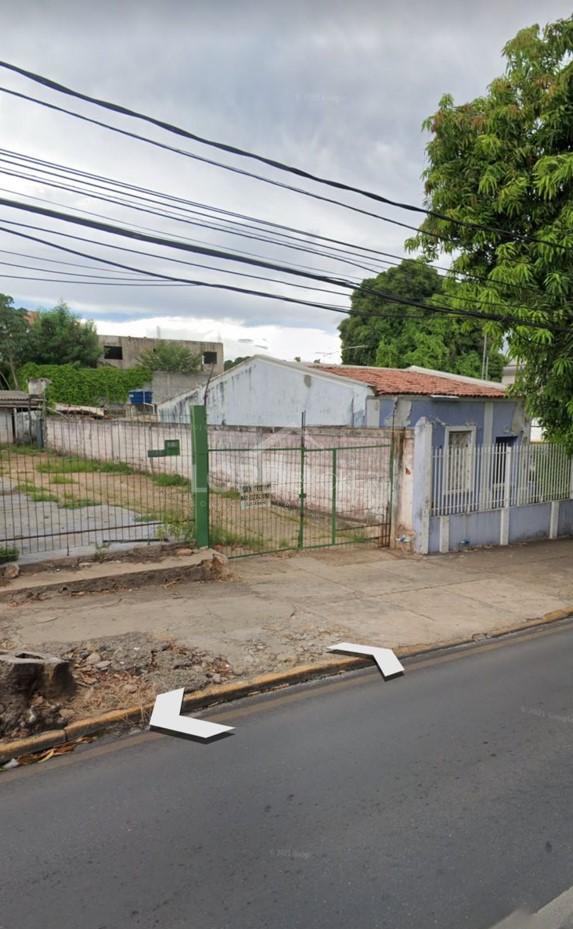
[240,482,272,510]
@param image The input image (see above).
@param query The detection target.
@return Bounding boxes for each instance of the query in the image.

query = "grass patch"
[37,456,134,475]
[210,526,267,551]
[7,443,43,456]
[211,486,241,500]
[150,473,191,489]
[134,510,194,543]
[59,494,100,510]
[0,545,19,564]
[49,475,76,485]
[16,481,59,503]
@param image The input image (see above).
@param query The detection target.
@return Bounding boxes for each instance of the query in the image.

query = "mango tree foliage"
[338,259,504,379]
[408,18,573,448]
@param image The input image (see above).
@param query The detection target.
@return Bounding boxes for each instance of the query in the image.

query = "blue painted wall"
[430,511,502,551]
[379,396,527,449]
[508,503,551,543]
[558,500,573,537]
[428,500,573,553]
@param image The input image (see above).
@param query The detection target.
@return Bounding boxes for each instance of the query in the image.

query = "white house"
[157,356,529,450]
[157,356,377,427]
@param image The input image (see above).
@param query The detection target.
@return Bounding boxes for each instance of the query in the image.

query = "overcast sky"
[1,0,571,362]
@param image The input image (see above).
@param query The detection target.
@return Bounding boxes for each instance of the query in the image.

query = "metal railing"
[432,442,573,517]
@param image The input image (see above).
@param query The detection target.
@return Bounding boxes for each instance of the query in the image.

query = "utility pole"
[481,332,489,380]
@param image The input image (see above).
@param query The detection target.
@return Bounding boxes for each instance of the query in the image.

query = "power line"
[0,217,564,334]
[0,60,566,251]
[0,182,544,317]
[0,152,387,273]
[0,147,558,305]
[0,226,358,301]
[0,164,382,276]
[0,170,557,318]
[0,85,444,244]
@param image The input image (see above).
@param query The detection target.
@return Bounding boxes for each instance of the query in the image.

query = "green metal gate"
[207,440,393,557]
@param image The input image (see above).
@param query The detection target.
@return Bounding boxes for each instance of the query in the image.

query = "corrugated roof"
[314,366,506,398]
[0,390,43,408]
[0,390,29,400]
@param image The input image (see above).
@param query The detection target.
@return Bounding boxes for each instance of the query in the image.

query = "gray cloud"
[0,0,570,358]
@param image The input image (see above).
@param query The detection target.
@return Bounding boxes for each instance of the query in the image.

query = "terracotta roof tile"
[315,366,506,398]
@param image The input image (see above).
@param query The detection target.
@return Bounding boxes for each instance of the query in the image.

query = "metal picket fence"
[432,441,573,517]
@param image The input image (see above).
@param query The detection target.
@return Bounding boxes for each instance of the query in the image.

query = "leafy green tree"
[224,355,251,370]
[28,302,101,367]
[339,260,503,379]
[137,342,201,374]
[408,17,573,447]
[0,294,31,388]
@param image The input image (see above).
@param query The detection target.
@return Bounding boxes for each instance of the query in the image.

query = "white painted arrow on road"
[149,688,234,741]
[328,642,404,679]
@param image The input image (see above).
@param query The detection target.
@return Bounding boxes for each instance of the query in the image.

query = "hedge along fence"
[19,363,151,406]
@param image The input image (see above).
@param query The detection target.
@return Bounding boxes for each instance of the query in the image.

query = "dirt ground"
[0,631,234,740]
[0,447,379,558]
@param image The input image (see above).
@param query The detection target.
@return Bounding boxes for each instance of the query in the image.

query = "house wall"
[379,397,529,448]
[159,358,374,427]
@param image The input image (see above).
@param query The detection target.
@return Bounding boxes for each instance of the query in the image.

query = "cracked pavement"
[2,540,573,681]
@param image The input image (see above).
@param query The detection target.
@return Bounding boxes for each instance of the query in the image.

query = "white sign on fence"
[240,482,272,510]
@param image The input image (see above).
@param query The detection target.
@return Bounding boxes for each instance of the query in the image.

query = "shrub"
[19,362,151,406]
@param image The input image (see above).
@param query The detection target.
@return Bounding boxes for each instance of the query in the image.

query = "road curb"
[0,550,229,603]
[2,606,573,765]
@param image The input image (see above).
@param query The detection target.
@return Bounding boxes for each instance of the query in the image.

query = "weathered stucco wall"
[45,418,405,526]
[379,396,529,447]
[159,358,374,427]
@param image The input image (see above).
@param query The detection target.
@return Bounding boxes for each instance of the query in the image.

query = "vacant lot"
[0,445,383,558]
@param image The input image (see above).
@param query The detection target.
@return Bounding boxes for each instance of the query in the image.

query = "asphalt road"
[2,622,573,929]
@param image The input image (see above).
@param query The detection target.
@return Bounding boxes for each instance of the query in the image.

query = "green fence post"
[331,447,337,544]
[298,442,305,549]
[191,404,209,548]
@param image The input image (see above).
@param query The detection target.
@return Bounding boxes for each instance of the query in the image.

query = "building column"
[549,500,560,540]
[413,419,433,554]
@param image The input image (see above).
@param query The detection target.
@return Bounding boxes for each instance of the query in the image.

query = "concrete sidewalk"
[2,539,572,679]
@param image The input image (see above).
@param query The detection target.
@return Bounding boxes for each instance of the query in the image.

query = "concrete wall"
[46,417,195,480]
[43,415,572,553]
[158,357,374,427]
[151,371,209,405]
[45,418,403,523]
[0,410,41,444]
[209,425,400,521]
[97,335,224,374]
[0,410,13,443]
